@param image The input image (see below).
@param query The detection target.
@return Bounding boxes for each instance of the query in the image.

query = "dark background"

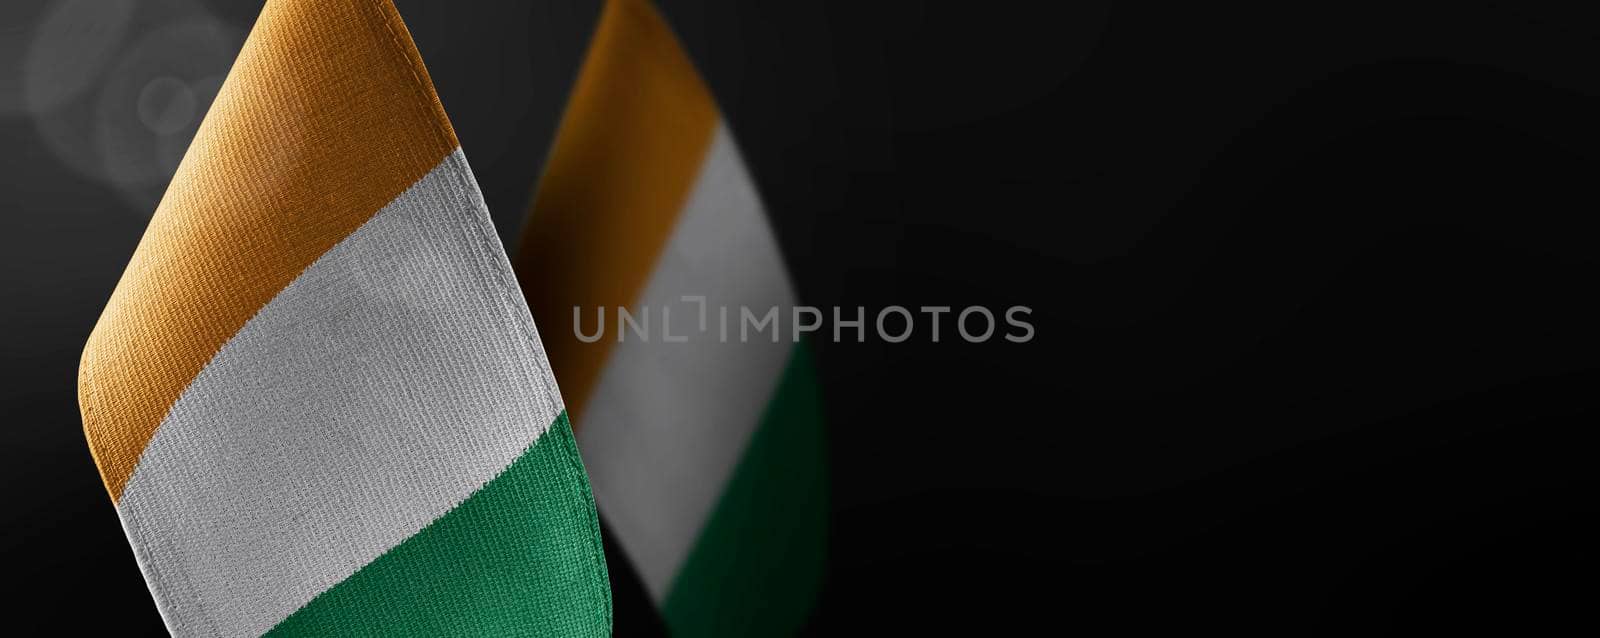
[4,0,1599,634]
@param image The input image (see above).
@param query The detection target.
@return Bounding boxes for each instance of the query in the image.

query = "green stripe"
[662,342,828,637]
[268,412,611,637]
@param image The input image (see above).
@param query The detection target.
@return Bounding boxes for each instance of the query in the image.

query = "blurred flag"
[77,0,609,635]
[516,0,827,635]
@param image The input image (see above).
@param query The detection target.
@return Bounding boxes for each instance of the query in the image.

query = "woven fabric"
[78,1,610,635]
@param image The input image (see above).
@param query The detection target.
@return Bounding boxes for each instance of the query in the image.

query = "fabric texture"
[80,0,458,499]
[78,1,611,635]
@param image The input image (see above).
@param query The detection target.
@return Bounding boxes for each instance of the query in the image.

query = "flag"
[77,0,610,635]
[515,1,826,635]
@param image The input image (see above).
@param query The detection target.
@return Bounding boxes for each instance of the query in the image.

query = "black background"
[4,0,1599,634]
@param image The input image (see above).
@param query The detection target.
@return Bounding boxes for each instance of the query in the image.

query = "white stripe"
[578,124,796,600]
[117,149,565,637]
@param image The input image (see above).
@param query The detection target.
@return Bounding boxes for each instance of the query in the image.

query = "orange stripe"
[79,0,458,502]
[515,0,719,426]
